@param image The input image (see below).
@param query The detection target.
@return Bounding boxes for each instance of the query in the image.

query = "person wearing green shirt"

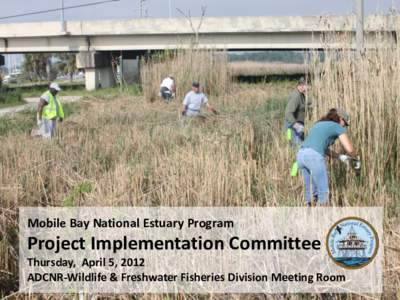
[284,77,308,145]
[296,108,360,206]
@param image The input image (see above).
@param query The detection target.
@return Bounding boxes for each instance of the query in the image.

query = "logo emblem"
[326,217,379,269]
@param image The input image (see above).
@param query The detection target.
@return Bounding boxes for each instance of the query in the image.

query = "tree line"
[22,53,78,82]
[229,51,306,64]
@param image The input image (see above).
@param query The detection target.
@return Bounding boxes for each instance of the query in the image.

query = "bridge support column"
[0,55,4,66]
[76,51,116,91]
[121,57,140,84]
[84,67,115,91]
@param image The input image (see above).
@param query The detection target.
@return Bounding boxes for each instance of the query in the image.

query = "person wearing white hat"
[37,82,64,139]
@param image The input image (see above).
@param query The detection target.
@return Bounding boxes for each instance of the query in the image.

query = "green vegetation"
[63,181,93,206]
[8,82,139,99]
[0,113,33,136]
[0,87,24,108]
[0,84,141,137]
[21,53,52,82]
[81,84,141,101]
[21,53,79,83]
[18,82,84,98]
[55,53,78,82]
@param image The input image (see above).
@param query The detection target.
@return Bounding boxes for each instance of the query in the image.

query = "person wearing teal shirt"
[296,108,360,206]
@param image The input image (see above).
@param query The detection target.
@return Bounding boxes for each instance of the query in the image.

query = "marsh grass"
[0,82,298,296]
[140,49,231,102]
[309,37,400,206]
[2,78,397,299]
[0,88,24,108]
[230,61,308,77]
[309,32,400,297]
[0,36,399,298]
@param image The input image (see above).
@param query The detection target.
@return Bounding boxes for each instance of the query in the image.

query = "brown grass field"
[229,61,308,77]
[0,41,399,299]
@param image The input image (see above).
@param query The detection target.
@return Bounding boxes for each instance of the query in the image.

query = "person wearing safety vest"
[37,82,64,139]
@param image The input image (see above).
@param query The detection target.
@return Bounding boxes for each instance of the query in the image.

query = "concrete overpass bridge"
[0,15,397,89]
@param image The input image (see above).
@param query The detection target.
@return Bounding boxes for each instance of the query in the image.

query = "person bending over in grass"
[160,75,176,103]
[181,82,218,118]
[296,108,360,206]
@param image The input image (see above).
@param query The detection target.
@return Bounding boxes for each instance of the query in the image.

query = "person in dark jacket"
[284,77,308,145]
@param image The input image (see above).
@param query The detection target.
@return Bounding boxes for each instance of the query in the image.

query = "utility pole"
[356,0,364,53]
[60,0,66,33]
[139,0,146,18]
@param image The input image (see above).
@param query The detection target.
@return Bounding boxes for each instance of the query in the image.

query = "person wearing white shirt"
[182,82,218,117]
[160,75,176,103]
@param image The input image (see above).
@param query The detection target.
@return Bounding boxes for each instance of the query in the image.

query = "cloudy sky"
[1,0,399,23]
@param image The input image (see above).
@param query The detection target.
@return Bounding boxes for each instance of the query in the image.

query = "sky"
[0,0,399,23]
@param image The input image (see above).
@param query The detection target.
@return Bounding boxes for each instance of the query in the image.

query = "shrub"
[0,88,23,106]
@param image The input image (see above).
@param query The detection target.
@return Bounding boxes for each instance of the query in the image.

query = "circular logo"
[326,217,379,269]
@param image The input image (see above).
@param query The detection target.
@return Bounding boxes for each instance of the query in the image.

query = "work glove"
[339,155,361,170]
[292,122,305,140]
[292,122,304,133]
[352,157,361,170]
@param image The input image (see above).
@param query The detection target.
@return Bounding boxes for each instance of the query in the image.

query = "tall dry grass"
[309,33,400,296]
[1,80,398,298]
[0,36,399,299]
[309,35,400,204]
[0,83,298,298]
[230,61,308,77]
[140,49,231,102]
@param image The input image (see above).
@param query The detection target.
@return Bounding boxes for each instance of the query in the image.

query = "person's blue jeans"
[160,87,172,102]
[296,147,329,204]
[284,121,303,146]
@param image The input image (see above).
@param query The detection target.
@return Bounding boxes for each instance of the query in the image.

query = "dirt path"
[0,96,82,117]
